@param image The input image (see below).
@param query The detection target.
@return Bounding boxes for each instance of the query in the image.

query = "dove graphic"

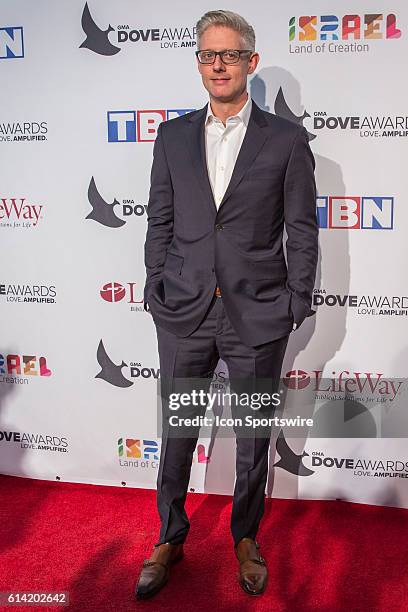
[95,339,133,388]
[274,430,314,476]
[86,177,125,228]
[79,3,120,56]
[274,86,316,141]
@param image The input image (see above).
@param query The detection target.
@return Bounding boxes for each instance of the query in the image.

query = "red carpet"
[1,474,408,611]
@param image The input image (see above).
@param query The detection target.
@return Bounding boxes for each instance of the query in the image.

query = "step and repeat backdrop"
[1,1,407,509]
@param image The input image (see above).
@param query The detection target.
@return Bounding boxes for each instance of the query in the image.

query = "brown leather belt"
[215,285,222,297]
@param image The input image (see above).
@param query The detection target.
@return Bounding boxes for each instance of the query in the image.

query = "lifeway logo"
[95,340,159,388]
[289,13,401,55]
[80,3,196,56]
[0,430,68,453]
[0,283,56,304]
[0,121,48,143]
[118,437,209,470]
[100,282,144,312]
[314,289,408,317]
[317,196,394,230]
[283,370,403,402]
[1,353,52,384]
[86,177,146,228]
[107,109,194,143]
[0,26,24,59]
[0,197,44,229]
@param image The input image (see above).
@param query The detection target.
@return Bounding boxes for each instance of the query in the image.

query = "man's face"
[197,25,259,103]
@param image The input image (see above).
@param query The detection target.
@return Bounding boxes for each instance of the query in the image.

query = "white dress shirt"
[204,95,252,209]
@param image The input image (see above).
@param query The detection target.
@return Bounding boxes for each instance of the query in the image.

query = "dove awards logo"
[0,430,69,454]
[313,289,408,317]
[310,451,408,479]
[275,88,408,139]
[107,109,194,143]
[95,340,159,388]
[0,283,57,304]
[0,353,52,385]
[274,435,408,480]
[85,177,147,228]
[0,121,48,143]
[0,26,24,59]
[289,13,401,55]
[79,3,196,56]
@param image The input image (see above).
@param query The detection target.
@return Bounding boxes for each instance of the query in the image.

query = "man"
[136,9,318,599]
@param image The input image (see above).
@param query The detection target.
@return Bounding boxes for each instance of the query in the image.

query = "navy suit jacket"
[143,99,318,347]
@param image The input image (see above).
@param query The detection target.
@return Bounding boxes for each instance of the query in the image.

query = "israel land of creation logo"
[95,340,159,388]
[100,282,144,312]
[0,353,52,385]
[0,283,56,304]
[80,3,196,56]
[317,196,394,230]
[0,26,24,59]
[0,121,48,143]
[117,437,210,470]
[289,13,401,55]
[0,430,68,453]
[118,437,160,469]
[85,176,147,228]
[107,109,194,143]
[313,289,408,318]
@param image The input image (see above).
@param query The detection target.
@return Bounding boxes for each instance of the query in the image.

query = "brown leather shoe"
[135,542,184,599]
[235,538,268,595]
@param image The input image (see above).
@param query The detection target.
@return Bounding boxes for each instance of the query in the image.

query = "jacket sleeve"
[283,126,318,328]
[143,123,174,311]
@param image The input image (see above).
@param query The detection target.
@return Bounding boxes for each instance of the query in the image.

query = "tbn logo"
[317,196,394,230]
[107,109,194,142]
[289,14,401,41]
[0,27,24,59]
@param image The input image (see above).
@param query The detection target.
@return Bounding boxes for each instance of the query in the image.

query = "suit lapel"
[186,100,269,215]
[186,104,217,215]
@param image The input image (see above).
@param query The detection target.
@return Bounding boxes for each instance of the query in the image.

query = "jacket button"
[215,224,223,231]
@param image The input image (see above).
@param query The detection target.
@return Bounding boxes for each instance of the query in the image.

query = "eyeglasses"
[195,49,253,65]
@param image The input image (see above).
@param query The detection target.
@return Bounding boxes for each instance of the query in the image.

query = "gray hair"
[196,10,256,51]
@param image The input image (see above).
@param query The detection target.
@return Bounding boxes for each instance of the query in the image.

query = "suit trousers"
[153,293,289,547]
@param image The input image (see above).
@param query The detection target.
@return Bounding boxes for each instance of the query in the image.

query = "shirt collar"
[205,95,252,127]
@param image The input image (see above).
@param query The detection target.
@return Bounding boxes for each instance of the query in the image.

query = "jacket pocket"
[249,259,287,280]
